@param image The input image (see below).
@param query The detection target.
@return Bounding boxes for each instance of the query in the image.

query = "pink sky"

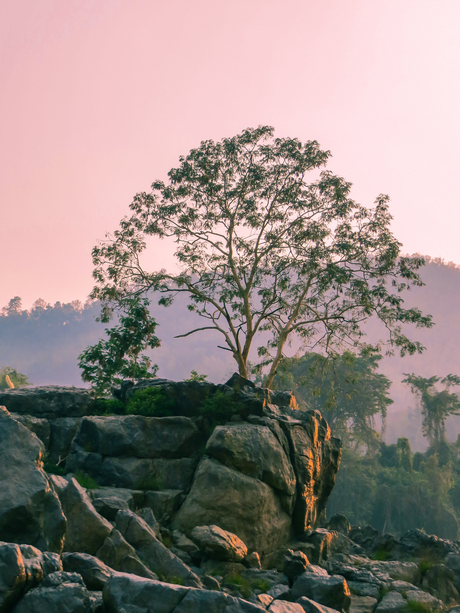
[1,0,460,309]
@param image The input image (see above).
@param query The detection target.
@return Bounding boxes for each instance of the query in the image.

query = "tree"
[271,348,393,450]
[2,296,24,317]
[0,367,30,390]
[403,373,460,447]
[91,126,432,388]
[78,297,160,395]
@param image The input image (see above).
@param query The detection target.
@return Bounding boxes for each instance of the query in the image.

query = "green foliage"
[184,370,208,382]
[271,347,392,451]
[78,296,159,396]
[328,440,460,540]
[91,397,126,415]
[135,474,163,491]
[403,373,460,447]
[125,387,175,417]
[74,470,98,489]
[0,366,30,390]
[224,573,251,599]
[406,600,441,613]
[91,126,431,388]
[250,578,270,593]
[372,548,392,561]
[199,390,241,423]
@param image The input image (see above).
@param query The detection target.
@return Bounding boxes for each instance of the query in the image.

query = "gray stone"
[191,525,248,562]
[348,595,377,613]
[96,529,157,579]
[291,573,351,613]
[406,590,444,611]
[206,424,296,496]
[297,597,341,613]
[346,582,379,599]
[48,474,69,498]
[103,572,267,612]
[0,387,93,419]
[144,489,185,524]
[19,544,62,586]
[267,584,291,600]
[283,550,310,582]
[62,552,113,590]
[97,456,197,490]
[11,576,92,613]
[10,414,50,448]
[269,602,305,612]
[115,509,201,587]
[365,561,420,585]
[422,563,458,604]
[61,478,113,555]
[0,407,66,553]
[172,457,291,555]
[90,490,131,521]
[245,552,262,569]
[375,592,406,613]
[70,415,202,459]
[136,507,161,538]
[48,418,81,462]
[0,542,26,612]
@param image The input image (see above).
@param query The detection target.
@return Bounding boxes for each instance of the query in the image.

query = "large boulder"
[115,510,201,587]
[291,572,351,613]
[102,572,266,613]
[205,423,297,496]
[172,457,291,555]
[190,525,248,562]
[0,408,66,553]
[11,571,92,613]
[61,478,113,555]
[0,387,92,419]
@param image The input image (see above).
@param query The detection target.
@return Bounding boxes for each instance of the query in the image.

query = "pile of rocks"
[1,375,458,612]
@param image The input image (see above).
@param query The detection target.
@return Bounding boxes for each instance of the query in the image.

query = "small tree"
[78,297,159,395]
[91,126,432,388]
[403,373,460,448]
[0,367,30,390]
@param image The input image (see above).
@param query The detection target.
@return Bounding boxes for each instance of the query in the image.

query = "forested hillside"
[1,257,460,449]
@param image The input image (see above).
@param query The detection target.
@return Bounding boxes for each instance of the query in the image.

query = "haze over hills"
[1,256,460,450]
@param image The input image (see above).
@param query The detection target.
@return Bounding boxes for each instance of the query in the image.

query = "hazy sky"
[2,0,460,310]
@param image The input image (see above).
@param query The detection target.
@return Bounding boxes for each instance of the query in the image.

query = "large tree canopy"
[91,126,432,387]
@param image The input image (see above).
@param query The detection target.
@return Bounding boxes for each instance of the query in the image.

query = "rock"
[298,530,337,566]
[62,552,113,590]
[422,563,459,604]
[389,580,418,594]
[0,542,27,612]
[0,387,93,419]
[48,474,69,497]
[279,416,342,533]
[268,602,305,612]
[290,573,351,613]
[327,515,351,535]
[366,561,420,584]
[172,457,291,555]
[10,414,50,448]
[259,593,274,607]
[48,418,81,463]
[348,595,377,613]
[144,489,185,524]
[90,488,132,521]
[283,550,310,582]
[245,552,262,569]
[205,424,297,496]
[0,407,66,553]
[136,507,161,538]
[297,597,342,613]
[172,531,200,556]
[191,525,248,562]
[375,592,406,613]
[61,478,113,555]
[19,544,62,585]
[406,590,444,611]
[96,529,157,579]
[398,528,460,560]
[70,414,202,458]
[267,584,292,600]
[102,572,267,612]
[11,571,92,613]
[346,582,379,599]
[115,509,201,587]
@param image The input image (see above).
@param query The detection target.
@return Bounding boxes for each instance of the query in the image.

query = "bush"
[92,397,126,416]
[74,470,98,489]
[199,390,241,424]
[42,454,67,476]
[125,387,175,417]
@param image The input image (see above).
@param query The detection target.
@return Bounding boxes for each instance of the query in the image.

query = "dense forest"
[2,257,460,536]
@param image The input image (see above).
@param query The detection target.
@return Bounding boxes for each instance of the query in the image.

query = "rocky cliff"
[3,375,455,611]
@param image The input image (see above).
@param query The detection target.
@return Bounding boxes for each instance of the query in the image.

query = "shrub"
[91,397,126,416]
[74,470,98,489]
[199,390,241,424]
[223,573,251,599]
[125,387,175,417]
[42,454,67,476]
